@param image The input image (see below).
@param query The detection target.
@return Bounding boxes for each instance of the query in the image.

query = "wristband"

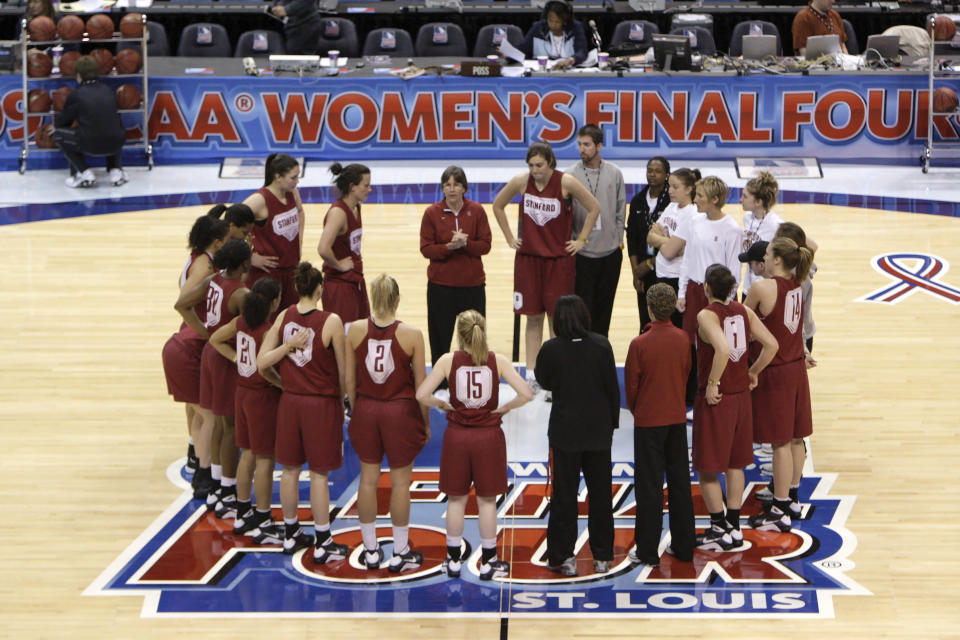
[578,234,589,244]
[707,378,720,387]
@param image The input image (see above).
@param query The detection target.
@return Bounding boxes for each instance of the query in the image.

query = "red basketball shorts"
[162,330,204,404]
[321,277,370,325]
[513,253,575,316]
[275,392,344,473]
[348,397,426,468]
[692,390,753,474]
[246,266,298,310]
[235,385,281,455]
[439,423,507,497]
[199,341,238,417]
[752,359,813,445]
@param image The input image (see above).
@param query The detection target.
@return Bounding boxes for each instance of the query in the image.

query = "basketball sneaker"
[443,555,462,578]
[65,169,96,188]
[547,556,577,577]
[759,462,773,476]
[755,483,774,502]
[282,526,315,554]
[186,444,198,474]
[593,559,611,573]
[479,558,509,581]
[250,522,283,545]
[205,484,221,510]
[726,526,745,548]
[696,524,736,551]
[313,539,349,564]
[788,500,803,520]
[191,467,217,501]
[363,545,384,570]
[234,508,271,536]
[109,168,128,187]
[628,547,660,566]
[214,492,238,519]
[748,505,792,532]
[388,547,423,573]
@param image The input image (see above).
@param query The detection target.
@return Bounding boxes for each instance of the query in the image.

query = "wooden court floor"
[1,201,958,638]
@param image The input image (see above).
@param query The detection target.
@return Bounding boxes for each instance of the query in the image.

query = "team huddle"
[161,134,817,579]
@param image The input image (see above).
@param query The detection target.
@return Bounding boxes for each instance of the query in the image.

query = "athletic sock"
[710,511,726,530]
[773,498,792,515]
[446,543,462,562]
[284,519,299,538]
[236,500,252,518]
[481,546,497,564]
[221,476,237,488]
[725,508,741,530]
[360,522,378,550]
[256,508,271,517]
[789,485,800,502]
[393,525,409,555]
[211,464,223,481]
[315,523,331,545]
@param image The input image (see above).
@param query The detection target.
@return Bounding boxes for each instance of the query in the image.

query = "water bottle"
[51,44,63,75]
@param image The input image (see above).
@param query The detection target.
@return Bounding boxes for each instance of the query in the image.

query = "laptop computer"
[865,34,900,60]
[804,34,841,59]
[742,34,777,60]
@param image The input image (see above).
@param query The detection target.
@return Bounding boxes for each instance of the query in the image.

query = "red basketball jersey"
[180,250,212,324]
[235,317,272,390]
[519,170,573,258]
[355,320,416,401]
[759,276,804,366]
[275,305,340,396]
[448,350,501,428]
[251,187,301,269]
[203,273,246,336]
[697,301,751,394]
[322,199,363,282]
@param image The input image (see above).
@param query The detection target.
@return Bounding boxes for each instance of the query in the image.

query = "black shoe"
[443,555,462,578]
[479,559,509,581]
[748,505,792,532]
[388,547,423,573]
[314,539,349,564]
[696,524,735,551]
[205,483,222,510]
[250,522,283,545]
[186,444,198,474]
[192,467,217,501]
[362,545,384,570]
[235,509,271,535]
[282,527,315,555]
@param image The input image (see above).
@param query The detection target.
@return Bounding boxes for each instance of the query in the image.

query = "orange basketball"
[90,48,115,75]
[27,49,53,77]
[28,88,51,113]
[35,124,57,149]
[28,16,57,42]
[85,13,115,39]
[933,15,957,41]
[116,84,142,109]
[57,15,85,41]
[933,87,959,114]
[115,49,142,74]
[52,86,73,111]
[59,50,81,76]
[119,13,144,38]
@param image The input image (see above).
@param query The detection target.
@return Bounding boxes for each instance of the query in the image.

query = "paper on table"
[499,38,526,63]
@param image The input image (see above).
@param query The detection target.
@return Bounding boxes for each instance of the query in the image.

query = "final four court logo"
[86,388,869,618]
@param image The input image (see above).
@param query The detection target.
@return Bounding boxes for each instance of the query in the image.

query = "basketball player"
[317,162,372,327]
[257,262,350,562]
[208,277,284,541]
[491,141,600,392]
[346,274,430,572]
[416,310,533,580]
[177,239,252,516]
[243,154,305,309]
[163,212,228,493]
[676,177,742,345]
[745,238,815,532]
[693,264,778,551]
[740,172,784,295]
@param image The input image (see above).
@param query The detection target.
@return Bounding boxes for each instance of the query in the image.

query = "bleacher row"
[140,15,865,58]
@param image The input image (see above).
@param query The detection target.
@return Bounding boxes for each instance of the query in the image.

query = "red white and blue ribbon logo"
[860,253,960,305]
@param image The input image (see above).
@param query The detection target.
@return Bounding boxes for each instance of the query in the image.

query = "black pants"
[53,128,121,175]
[547,447,614,564]
[635,270,657,329]
[285,16,322,54]
[426,281,485,373]
[633,423,695,563]
[574,250,622,337]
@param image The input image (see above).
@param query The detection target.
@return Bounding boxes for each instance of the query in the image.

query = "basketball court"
[1,160,958,638]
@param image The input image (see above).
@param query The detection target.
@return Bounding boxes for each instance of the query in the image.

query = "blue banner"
[2,73,957,169]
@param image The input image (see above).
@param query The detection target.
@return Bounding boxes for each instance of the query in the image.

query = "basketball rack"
[922,13,960,173]
[18,14,153,174]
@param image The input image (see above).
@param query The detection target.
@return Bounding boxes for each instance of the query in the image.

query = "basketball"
[90,48,115,75]
[59,50,81,76]
[28,16,57,42]
[57,15,85,41]
[115,49,142,74]
[933,87,959,114]
[52,86,73,111]
[119,13,144,38]
[34,123,57,149]
[86,13,115,39]
[28,88,52,113]
[933,15,957,41]
[27,49,53,78]
[116,84,142,109]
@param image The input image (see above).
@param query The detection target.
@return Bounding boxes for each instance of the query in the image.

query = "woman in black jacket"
[534,295,619,577]
[626,156,671,328]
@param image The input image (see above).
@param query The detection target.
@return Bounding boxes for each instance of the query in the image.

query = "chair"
[317,18,360,58]
[669,26,716,55]
[177,23,231,57]
[235,30,285,57]
[118,21,170,57]
[842,18,859,54]
[362,27,415,57]
[472,24,524,57]
[610,20,659,50]
[415,23,468,57]
[670,13,713,33]
[728,20,782,57]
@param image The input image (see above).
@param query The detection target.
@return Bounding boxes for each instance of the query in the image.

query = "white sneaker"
[65,169,96,188]
[109,168,128,186]
[433,389,450,404]
[526,377,542,396]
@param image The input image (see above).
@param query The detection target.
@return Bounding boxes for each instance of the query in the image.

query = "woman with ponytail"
[416,310,532,581]
[743,238,814,534]
[243,153,306,308]
[209,277,284,544]
[346,274,430,573]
